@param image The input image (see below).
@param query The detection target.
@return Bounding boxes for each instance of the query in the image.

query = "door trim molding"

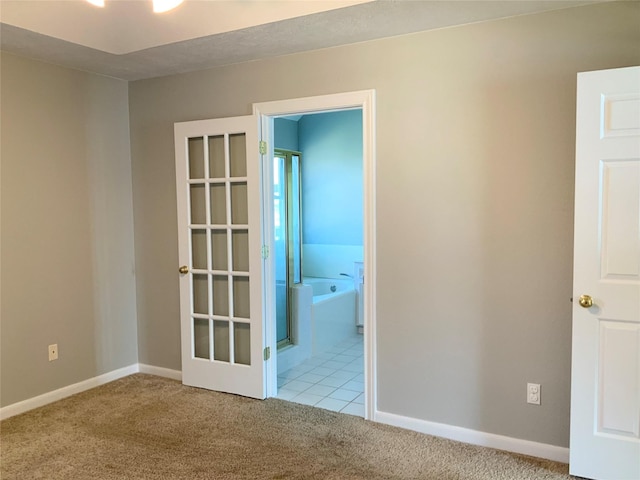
[253,90,377,420]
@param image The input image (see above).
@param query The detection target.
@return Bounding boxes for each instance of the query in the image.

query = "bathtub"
[304,277,357,355]
[277,277,357,374]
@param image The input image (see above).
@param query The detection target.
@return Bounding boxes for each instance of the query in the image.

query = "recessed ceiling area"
[0,0,371,54]
[0,0,603,81]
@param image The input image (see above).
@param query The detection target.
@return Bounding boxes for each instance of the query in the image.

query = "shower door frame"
[253,90,377,420]
[273,149,304,349]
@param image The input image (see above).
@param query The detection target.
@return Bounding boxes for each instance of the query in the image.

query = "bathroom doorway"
[254,90,376,420]
[272,110,365,416]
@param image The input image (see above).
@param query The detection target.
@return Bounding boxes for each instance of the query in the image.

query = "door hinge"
[259,140,267,155]
[263,346,271,361]
[261,245,269,259]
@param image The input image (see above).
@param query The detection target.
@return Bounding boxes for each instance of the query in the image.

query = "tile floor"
[277,334,364,417]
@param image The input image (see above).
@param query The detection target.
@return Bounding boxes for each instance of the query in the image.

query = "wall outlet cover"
[48,344,58,361]
[527,383,541,405]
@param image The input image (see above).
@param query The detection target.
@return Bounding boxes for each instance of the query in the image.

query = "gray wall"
[129,2,640,448]
[0,53,138,407]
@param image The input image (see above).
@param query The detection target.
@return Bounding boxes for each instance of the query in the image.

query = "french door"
[570,66,640,479]
[174,115,265,399]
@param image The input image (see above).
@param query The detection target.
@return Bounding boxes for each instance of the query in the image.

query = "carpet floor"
[1,374,577,479]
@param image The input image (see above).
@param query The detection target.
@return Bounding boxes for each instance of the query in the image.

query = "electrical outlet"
[527,383,541,405]
[48,344,58,362]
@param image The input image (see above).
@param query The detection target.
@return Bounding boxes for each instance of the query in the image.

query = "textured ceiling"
[0,0,601,81]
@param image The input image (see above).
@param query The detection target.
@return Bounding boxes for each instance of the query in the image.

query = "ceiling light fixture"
[152,0,184,13]
[86,0,184,13]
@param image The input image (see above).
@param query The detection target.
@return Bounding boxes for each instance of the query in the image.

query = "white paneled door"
[570,66,640,479]
[174,116,265,399]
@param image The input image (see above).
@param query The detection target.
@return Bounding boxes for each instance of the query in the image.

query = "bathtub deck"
[276,334,364,417]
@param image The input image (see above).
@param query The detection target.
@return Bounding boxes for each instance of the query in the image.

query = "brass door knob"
[578,294,593,308]
[179,265,189,275]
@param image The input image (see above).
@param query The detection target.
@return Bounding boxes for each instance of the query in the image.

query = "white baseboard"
[0,363,183,421]
[0,364,138,421]
[138,363,182,381]
[374,410,569,464]
[2,366,567,465]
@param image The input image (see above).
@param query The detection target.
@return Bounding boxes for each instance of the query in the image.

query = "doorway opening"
[254,90,376,420]
[273,111,364,415]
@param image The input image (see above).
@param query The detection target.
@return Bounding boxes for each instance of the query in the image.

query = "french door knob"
[179,265,189,275]
[578,294,593,308]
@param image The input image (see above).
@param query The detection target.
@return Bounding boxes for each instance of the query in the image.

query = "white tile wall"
[302,244,363,279]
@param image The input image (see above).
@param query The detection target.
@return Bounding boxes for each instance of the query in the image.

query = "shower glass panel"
[274,156,287,346]
[274,149,303,348]
[291,154,302,285]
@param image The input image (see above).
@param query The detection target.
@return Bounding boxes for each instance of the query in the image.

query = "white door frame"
[253,90,377,419]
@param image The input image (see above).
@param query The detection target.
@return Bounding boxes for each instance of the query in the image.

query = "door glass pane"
[191,229,207,270]
[231,230,249,272]
[192,274,208,315]
[234,322,251,365]
[230,182,248,224]
[233,276,250,319]
[188,137,205,179]
[212,275,229,316]
[193,318,210,359]
[190,184,206,225]
[210,184,226,225]
[213,320,230,362]
[229,133,247,178]
[211,230,228,271]
[208,135,225,179]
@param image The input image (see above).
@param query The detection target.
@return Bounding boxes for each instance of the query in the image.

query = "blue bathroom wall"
[274,118,299,151]
[298,109,363,246]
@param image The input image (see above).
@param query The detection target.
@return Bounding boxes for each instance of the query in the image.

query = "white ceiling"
[0,0,602,81]
[0,0,371,54]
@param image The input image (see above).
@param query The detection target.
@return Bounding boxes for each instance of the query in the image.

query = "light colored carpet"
[1,374,575,479]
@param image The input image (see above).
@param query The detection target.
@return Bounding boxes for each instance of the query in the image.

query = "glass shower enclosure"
[273,150,302,348]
